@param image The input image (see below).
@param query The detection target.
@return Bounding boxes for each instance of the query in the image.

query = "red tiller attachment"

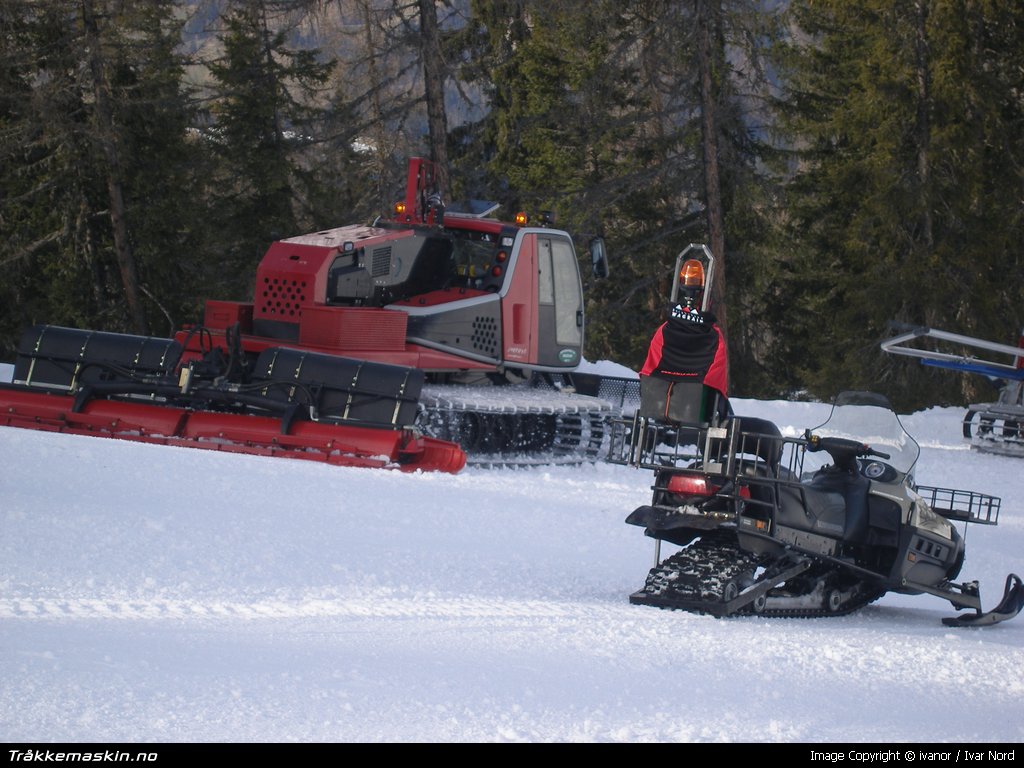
[0,388,466,473]
[0,325,466,474]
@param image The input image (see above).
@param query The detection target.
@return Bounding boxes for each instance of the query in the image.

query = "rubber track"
[418,386,610,468]
[632,531,885,619]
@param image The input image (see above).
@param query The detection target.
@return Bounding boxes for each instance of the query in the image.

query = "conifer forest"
[2,0,1022,410]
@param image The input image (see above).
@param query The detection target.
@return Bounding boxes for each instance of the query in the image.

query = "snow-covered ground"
[1,364,1022,743]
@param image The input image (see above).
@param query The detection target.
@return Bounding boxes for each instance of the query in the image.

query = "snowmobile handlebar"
[803,430,891,461]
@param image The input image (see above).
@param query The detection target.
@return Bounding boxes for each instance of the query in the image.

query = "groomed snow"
[1,371,1022,743]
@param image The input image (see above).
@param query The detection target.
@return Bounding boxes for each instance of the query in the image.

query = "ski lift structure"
[881,324,1024,458]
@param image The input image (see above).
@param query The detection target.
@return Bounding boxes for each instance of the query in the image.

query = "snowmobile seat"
[809,469,870,542]
[777,484,847,538]
[776,469,871,542]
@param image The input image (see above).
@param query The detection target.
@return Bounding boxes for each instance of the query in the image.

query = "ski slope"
[1,366,1022,743]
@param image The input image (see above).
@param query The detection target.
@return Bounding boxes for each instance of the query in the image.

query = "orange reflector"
[394,202,406,215]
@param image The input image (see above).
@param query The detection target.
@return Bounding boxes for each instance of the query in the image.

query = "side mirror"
[590,237,609,279]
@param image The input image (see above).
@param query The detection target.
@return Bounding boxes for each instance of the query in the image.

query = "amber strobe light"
[680,258,705,286]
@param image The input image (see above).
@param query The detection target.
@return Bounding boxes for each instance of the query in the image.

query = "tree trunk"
[418,0,450,193]
[81,0,148,334]
[357,0,390,208]
[913,0,933,251]
[696,0,727,335]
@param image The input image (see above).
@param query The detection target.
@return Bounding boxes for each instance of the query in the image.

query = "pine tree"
[773,0,1024,410]
[109,1,213,335]
[455,1,784,384]
[0,0,203,355]
[454,1,676,368]
[205,0,337,294]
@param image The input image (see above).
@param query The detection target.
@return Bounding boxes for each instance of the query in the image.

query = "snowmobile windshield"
[809,391,920,476]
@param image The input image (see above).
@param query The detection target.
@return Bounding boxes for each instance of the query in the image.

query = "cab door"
[535,234,584,369]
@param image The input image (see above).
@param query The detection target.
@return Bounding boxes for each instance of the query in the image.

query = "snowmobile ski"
[941,573,1024,627]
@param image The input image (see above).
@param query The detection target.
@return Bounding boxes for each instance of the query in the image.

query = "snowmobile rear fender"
[626,504,733,532]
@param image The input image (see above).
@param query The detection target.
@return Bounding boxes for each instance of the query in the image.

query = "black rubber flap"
[254,347,424,427]
[14,324,182,389]
[639,376,706,424]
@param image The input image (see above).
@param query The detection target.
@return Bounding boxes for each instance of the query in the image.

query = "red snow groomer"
[0,158,612,471]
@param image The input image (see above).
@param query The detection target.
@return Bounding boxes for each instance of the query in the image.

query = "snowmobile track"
[631,531,885,619]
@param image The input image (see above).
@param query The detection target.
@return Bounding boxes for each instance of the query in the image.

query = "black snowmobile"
[610,389,1024,626]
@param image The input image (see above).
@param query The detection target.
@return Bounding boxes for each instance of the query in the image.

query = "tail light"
[665,473,714,496]
[664,473,751,499]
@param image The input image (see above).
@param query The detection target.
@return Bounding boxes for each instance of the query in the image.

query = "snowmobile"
[881,324,1024,458]
[610,389,1023,625]
[607,247,1022,625]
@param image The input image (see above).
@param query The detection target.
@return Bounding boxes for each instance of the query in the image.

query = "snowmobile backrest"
[731,416,784,471]
[639,376,715,425]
